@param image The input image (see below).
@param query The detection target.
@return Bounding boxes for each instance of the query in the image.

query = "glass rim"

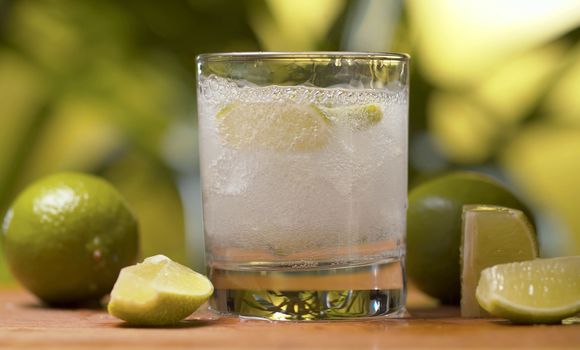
[196,51,410,63]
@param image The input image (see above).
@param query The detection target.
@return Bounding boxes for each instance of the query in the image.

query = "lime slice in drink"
[216,102,331,151]
[320,104,382,131]
[108,255,213,326]
[461,205,539,317]
[476,256,580,324]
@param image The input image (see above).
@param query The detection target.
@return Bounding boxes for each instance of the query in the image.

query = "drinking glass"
[196,52,409,320]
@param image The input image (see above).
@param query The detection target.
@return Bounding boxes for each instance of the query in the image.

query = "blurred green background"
[1,0,580,284]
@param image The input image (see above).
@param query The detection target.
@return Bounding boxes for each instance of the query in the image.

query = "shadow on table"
[116,319,214,329]
[407,306,460,319]
[20,299,104,310]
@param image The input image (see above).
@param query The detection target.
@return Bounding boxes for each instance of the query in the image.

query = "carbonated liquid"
[198,75,408,320]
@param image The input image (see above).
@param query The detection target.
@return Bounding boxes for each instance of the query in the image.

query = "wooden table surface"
[0,288,578,349]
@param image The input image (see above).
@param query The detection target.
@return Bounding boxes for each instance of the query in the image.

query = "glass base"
[208,258,406,321]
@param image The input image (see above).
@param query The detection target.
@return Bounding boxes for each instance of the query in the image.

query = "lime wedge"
[320,104,382,131]
[108,255,214,326]
[461,205,539,317]
[476,256,580,324]
[562,316,580,325]
[216,102,330,151]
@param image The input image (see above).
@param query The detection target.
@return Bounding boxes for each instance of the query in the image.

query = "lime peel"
[1,172,139,305]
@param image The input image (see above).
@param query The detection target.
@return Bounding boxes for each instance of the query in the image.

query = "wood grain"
[0,288,578,350]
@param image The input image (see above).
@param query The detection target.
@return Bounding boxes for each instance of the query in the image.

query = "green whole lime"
[407,171,533,304]
[1,172,139,306]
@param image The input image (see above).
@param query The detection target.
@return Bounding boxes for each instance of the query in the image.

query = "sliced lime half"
[216,102,330,151]
[476,256,580,324]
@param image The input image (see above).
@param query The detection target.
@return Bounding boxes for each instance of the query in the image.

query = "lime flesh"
[476,256,580,324]
[108,255,214,326]
[216,102,331,151]
[461,205,538,317]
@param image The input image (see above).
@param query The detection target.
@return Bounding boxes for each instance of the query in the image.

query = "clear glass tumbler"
[196,52,409,320]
